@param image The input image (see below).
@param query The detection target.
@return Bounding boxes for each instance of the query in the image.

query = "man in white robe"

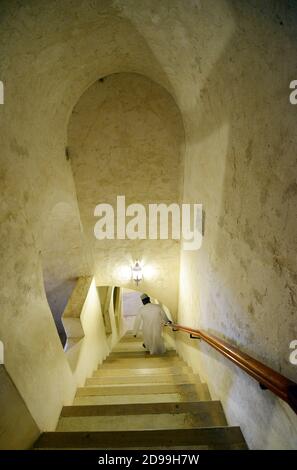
[133,293,172,355]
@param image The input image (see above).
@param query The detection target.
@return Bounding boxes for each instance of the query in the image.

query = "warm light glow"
[142,264,158,281]
[114,265,132,283]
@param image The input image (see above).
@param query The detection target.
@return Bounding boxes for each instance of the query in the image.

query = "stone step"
[76,383,206,397]
[56,413,224,432]
[73,384,210,406]
[108,350,177,359]
[105,353,180,361]
[73,394,193,406]
[100,357,182,369]
[111,344,148,353]
[57,401,227,431]
[112,340,170,351]
[109,346,176,351]
[118,335,142,342]
[93,366,191,377]
[35,427,248,450]
[61,401,225,417]
[85,373,200,386]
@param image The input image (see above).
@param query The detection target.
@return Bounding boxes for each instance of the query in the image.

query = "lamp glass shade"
[132,261,143,284]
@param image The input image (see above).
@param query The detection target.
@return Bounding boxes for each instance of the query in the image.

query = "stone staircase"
[34,334,247,449]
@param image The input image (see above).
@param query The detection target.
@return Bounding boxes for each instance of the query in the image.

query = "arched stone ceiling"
[68,72,185,313]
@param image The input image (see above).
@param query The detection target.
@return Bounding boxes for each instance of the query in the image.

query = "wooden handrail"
[169,323,297,414]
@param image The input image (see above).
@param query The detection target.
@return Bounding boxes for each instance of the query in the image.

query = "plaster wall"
[0,365,39,449]
[176,2,297,449]
[0,0,177,432]
[0,0,296,448]
[64,278,112,388]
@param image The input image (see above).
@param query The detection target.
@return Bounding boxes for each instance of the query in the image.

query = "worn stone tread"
[35,427,248,449]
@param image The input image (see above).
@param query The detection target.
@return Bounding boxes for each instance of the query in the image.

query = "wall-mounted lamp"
[131,260,143,286]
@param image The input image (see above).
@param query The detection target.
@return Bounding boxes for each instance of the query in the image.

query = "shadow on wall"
[43,278,77,346]
[40,201,90,346]
[178,0,297,449]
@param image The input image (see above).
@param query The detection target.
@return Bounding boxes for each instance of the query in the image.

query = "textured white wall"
[0,0,296,447]
[176,3,297,449]
[65,278,112,388]
[0,365,39,449]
